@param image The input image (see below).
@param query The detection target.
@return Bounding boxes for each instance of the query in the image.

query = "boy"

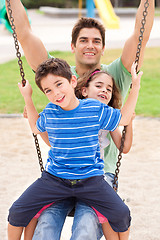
[8,57,142,240]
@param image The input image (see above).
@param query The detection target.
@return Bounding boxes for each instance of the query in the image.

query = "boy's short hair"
[35,58,72,92]
[72,17,105,47]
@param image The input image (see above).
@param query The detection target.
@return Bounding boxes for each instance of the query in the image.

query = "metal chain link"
[33,133,44,172]
[6,0,44,172]
[113,0,149,191]
[135,0,149,70]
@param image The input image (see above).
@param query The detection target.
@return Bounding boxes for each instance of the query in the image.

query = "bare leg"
[24,218,38,240]
[102,222,130,240]
[119,228,130,240]
[8,223,23,240]
[102,222,119,240]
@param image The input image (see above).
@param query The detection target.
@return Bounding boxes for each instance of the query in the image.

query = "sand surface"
[0,116,160,240]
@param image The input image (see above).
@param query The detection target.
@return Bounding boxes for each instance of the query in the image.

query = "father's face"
[71,28,105,68]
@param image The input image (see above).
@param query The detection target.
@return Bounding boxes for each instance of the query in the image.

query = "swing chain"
[113,0,149,192]
[6,0,26,86]
[113,126,127,191]
[33,133,44,172]
[135,0,149,68]
[6,0,44,172]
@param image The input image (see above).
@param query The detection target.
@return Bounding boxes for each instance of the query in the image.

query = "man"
[6,1,155,239]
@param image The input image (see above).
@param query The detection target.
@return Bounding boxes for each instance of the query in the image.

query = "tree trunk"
[156,0,160,7]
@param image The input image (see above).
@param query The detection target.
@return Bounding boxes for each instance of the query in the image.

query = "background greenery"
[0,47,160,117]
[21,0,160,9]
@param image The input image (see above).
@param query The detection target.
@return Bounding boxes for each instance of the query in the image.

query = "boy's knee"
[8,203,26,227]
[115,203,131,223]
[119,203,131,227]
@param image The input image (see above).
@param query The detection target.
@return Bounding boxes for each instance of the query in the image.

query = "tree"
[156,0,160,7]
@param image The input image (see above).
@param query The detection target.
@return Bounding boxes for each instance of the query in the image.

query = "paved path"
[0,9,160,64]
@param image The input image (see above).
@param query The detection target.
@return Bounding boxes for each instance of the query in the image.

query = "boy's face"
[71,28,104,69]
[82,73,113,105]
[41,74,78,111]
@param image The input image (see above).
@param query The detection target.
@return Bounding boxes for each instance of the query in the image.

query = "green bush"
[111,0,139,7]
[22,0,78,9]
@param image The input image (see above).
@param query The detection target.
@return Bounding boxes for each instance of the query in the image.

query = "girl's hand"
[18,80,33,99]
[131,62,143,89]
[131,111,136,121]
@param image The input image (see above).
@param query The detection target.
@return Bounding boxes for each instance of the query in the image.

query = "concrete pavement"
[0,9,160,64]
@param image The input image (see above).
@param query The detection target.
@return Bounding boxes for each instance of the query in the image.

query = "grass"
[0,47,160,117]
[155,8,160,17]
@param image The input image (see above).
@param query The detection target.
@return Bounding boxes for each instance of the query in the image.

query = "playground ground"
[0,9,160,240]
[0,116,160,240]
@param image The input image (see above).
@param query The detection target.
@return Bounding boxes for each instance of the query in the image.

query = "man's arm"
[121,0,155,72]
[6,0,48,71]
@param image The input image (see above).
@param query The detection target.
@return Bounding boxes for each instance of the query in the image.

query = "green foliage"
[0,48,160,117]
[21,0,78,9]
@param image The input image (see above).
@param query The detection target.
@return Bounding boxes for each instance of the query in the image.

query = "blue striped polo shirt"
[36,98,121,179]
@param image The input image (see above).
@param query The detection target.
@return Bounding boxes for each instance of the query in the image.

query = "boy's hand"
[18,80,32,99]
[23,105,28,118]
[131,62,143,89]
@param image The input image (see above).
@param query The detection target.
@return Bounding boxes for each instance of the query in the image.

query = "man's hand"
[131,62,143,90]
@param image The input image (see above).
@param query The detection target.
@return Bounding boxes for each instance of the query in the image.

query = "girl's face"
[82,73,113,105]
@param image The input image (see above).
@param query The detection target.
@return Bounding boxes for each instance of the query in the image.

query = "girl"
[76,68,134,174]
[75,68,135,240]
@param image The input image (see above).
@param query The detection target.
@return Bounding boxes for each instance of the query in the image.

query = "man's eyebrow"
[79,37,102,41]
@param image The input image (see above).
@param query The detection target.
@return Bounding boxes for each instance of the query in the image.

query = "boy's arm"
[121,0,154,72]
[119,63,142,126]
[40,132,51,147]
[23,105,51,146]
[18,80,41,134]
[6,0,48,71]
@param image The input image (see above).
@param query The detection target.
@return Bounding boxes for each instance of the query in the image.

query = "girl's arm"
[110,113,135,154]
[18,80,41,134]
[119,62,142,126]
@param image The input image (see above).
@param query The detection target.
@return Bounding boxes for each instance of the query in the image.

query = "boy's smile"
[41,74,79,111]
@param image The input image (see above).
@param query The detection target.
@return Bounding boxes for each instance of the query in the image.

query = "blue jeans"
[33,173,116,240]
[33,198,74,240]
